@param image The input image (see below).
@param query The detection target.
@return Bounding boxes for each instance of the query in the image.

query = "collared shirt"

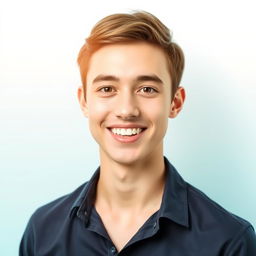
[20,157,256,255]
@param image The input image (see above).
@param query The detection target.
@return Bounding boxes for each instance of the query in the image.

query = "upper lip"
[107,124,147,129]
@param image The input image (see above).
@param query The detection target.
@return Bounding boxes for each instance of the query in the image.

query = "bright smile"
[111,128,143,136]
[107,127,146,143]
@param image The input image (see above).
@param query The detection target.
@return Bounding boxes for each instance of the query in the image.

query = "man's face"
[78,42,184,165]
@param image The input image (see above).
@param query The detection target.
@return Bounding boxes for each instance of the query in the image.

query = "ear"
[169,86,186,118]
[77,86,88,117]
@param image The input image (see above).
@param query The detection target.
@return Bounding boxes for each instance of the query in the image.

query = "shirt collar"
[69,157,189,228]
[69,167,100,223]
[158,157,189,228]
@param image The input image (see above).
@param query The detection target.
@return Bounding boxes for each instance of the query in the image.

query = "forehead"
[86,42,171,84]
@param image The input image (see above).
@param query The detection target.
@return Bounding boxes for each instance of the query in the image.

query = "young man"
[20,11,256,255]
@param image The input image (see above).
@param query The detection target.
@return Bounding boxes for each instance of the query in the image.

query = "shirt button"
[111,246,117,254]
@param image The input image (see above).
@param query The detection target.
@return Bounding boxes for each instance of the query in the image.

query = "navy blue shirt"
[20,157,256,255]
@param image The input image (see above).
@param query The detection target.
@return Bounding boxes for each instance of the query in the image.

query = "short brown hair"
[77,11,185,100]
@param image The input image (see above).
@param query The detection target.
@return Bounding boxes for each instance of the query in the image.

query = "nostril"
[115,104,140,119]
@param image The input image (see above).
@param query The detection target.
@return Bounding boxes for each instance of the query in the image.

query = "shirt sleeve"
[19,217,35,256]
[225,225,256,256]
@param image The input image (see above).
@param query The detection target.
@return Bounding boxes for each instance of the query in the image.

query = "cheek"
[143,97,170,121]
[87,98,111,132]
[87,96,108,117]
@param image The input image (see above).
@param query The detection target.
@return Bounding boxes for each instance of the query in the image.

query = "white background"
[0,0,256,254]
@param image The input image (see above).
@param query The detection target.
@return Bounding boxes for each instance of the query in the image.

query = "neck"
[95,152,166,212]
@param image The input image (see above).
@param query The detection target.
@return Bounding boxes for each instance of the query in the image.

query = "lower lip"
[108,129,145,143]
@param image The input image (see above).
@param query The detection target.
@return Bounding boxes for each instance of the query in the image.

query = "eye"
[99,87,114,93]
[139,87,158,94]
[96,86,116,97]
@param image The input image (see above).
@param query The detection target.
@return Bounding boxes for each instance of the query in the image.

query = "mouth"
[107,127,147,143]
[109,127,145,136]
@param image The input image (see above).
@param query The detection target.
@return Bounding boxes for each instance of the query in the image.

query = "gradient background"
[0,0,255,255]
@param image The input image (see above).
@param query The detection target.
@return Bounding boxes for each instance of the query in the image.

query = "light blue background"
[1,0,255,255]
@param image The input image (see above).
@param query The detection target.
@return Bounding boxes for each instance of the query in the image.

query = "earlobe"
[169,87,186,118]
[77,86,88,117]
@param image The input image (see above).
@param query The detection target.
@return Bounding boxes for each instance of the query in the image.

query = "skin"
[77,42,185,251]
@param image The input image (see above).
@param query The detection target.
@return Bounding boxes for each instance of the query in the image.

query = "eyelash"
[140,87,158,94]
[99,87,114,93]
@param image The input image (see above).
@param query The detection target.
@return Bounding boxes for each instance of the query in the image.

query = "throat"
[96,156,166,210]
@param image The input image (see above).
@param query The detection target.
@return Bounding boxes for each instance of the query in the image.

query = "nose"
[114,91,140,120]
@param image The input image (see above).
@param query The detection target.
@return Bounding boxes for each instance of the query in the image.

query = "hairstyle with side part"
[77,11,185,100]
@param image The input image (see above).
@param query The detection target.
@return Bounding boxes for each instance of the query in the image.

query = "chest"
[99,211,156,252]
[34,215,228,256]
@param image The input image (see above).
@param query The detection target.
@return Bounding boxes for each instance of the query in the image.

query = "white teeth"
[111,128,143,136]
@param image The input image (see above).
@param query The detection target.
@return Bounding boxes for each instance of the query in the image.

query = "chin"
[104,150,145,166]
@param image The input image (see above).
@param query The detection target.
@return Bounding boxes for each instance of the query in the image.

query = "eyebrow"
[92,74,164,85]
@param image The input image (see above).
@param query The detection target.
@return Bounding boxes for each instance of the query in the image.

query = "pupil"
[144,88,149,92]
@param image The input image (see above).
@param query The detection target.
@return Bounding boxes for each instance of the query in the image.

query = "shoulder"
[19,182,89,255]
[187,183,251,229]
[187,183,250,227]
[186,183,256,252]
[28,181,87,230]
